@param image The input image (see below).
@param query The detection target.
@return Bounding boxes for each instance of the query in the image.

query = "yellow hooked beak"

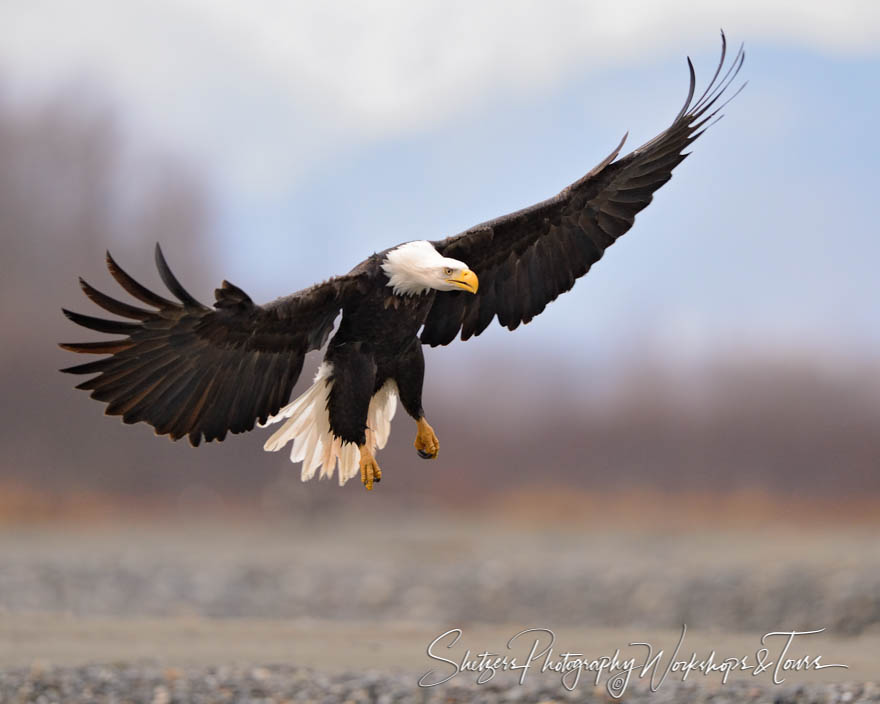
[447,269,479,294]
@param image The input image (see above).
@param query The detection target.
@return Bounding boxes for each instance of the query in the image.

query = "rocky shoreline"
[2,663,878,704]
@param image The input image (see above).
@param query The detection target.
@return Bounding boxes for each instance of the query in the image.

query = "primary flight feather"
[61,35,745,490]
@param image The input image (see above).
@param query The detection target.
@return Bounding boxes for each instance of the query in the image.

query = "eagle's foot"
[414,417,439,459]
[359,444,382,491]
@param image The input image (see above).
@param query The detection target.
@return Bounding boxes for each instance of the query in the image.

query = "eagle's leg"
[414,416,439,460]
[395,338,439,460]
[359,441,382,491]
[326,341,379,491]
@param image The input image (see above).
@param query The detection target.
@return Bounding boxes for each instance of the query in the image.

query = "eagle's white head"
[381,240,479,297]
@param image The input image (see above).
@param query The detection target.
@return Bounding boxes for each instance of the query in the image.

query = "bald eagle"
[61,37,744,490]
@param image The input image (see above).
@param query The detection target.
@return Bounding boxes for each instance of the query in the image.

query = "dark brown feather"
[79,278,153,320]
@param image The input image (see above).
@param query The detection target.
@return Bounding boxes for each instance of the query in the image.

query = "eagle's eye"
[443,267,454,276]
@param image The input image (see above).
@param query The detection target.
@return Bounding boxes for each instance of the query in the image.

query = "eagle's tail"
[260,362,398,486]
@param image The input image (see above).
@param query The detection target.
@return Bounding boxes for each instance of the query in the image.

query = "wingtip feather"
[154,243,206,309]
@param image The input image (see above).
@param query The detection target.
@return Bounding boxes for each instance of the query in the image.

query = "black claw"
[417,449,433,459]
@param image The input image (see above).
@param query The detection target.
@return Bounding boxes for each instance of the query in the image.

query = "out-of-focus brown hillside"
[2,82,879,515]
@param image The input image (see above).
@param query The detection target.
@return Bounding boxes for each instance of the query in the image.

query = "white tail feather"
[261,363,399,486]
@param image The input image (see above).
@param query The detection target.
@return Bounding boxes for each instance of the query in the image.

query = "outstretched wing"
[421,34,745,346]
[60,245,361,446]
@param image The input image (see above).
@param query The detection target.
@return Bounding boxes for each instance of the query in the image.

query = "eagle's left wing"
[421,34,744,347]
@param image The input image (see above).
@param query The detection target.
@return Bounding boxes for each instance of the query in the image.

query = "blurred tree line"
[0,79,878,517]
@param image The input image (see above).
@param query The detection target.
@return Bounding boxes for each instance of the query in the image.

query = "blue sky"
[3,1,878,363]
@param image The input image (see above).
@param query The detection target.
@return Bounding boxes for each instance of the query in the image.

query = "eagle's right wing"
[421,34,744,346]
[60,245,362,446]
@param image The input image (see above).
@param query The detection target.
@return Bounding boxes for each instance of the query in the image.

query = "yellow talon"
[414,417,439,459]
[359,444,382,490]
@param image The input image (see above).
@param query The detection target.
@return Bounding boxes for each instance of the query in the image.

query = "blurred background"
[0,0,879,699]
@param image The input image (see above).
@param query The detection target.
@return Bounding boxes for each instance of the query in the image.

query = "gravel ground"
[3,556,879,633]
[2,663,879,704]
[0,517,879,635]
[1,516,877,701]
